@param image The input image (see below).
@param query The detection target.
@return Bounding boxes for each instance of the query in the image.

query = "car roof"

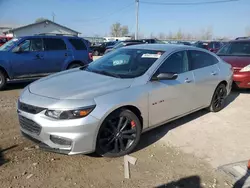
[124,43,198,51]
[19,35,80,39]
[230,39,250,42]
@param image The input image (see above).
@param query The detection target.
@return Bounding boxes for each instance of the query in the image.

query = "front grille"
[19,116,42,135]
[18,101,45,114]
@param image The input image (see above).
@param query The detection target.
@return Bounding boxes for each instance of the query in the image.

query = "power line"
[73,3,134,23]
[140,0,239,5]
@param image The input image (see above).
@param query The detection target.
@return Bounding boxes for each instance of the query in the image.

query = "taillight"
[89,52,93,61]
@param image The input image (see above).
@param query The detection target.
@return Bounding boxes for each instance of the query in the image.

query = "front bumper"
[18,92,100,155]
[233,71,250,88]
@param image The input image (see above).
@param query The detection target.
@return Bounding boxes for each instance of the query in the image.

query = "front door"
[11,38,45,78]
[149,50,197,127]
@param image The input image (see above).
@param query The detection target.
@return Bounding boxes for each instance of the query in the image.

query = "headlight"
[240,65,250,72]
[45,105,95,120]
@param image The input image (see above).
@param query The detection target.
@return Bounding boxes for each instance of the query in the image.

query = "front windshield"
[86,48,164,78]
[0,38,20,51]
[217,41,250,56]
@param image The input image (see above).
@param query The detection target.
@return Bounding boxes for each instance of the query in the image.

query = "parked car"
[193,41,223,53]
[177,41,192,46]
[91,41,118,56]
[0,36,12,47]
[104,40,144,54]
[217,39,250,88]
[140,38,165,44]
[17,44,232,157]
[0,35,93,90]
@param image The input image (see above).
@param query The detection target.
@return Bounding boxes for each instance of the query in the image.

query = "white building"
[4,19,81,37]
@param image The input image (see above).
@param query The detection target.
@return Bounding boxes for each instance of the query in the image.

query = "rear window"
[69,39,87,50]
[44,38,66,51]
[217,41,250,56]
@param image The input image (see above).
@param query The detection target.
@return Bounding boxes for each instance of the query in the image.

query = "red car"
[194,41,224,53]
[0,36,12,47]
[217,39,250,88]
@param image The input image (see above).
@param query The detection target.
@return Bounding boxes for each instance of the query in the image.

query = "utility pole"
[52,12,55,22]
[135,0,139,40]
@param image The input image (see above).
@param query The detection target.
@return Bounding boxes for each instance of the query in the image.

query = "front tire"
[208,83,227,112]
[96,109,142,157]
[0,70,7,90]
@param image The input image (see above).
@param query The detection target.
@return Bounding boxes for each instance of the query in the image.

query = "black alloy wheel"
[96,109,141,157]
[209,83,227,112]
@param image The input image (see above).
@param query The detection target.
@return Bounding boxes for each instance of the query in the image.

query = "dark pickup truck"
[90,41,117,56]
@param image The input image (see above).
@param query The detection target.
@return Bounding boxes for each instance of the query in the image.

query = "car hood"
[29,69,133,100]
[219,55,250,68]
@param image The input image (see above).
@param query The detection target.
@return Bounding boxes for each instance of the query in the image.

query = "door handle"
[184,78,192,83]
[211,71,218,76]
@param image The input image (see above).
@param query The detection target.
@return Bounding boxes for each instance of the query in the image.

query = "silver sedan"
[17,44,233,157]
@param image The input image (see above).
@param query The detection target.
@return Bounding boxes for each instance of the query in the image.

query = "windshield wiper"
[92,70,121,78]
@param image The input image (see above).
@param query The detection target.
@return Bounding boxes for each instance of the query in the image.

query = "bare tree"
[35,17,47,23]
[110,22,129,37]
[166,31,173,39]
[158,32,166,40]
[121,26,129,37]
[176,29,183,40]
[200,26,213,40]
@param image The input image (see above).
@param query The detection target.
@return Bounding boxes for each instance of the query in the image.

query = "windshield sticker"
[141,54,161,58]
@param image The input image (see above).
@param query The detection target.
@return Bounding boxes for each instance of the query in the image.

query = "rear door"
[68,38,89,63]
[43,38,68,73]
[11,38,45,77]
[188,50,220,107]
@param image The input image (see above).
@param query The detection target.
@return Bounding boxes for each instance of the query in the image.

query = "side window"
[44,38,66,51]
[19,38,43,52]
[68,39,87,50]
[190,50,218,70]
[158,51,189,74]
[19,40,31,51]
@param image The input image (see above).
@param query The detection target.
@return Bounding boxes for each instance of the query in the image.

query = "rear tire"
[0,70,7,90]
[208,83,227,112]
[67,63,82,69]
[96,109,142,157]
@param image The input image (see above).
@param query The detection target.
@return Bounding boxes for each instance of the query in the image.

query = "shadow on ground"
[0,145,18,166]
[4,80,35,91]
[156,176,202,188]
[135,90,241,153]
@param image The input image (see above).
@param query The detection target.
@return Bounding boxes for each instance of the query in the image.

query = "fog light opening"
[50,135,72,146]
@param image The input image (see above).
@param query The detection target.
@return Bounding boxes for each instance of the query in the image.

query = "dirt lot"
[0,81,243,188]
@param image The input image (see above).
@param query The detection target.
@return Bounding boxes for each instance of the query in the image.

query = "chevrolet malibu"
[17,44,233,157]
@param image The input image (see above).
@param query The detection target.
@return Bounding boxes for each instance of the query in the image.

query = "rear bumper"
[233,72,250,88]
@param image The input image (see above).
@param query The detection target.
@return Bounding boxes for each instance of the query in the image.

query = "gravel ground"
[0,82,235,188]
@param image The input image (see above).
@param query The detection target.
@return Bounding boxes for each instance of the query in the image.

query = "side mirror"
[151,72,178,81]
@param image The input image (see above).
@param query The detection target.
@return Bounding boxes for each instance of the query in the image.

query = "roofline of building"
[5,19,81,34]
